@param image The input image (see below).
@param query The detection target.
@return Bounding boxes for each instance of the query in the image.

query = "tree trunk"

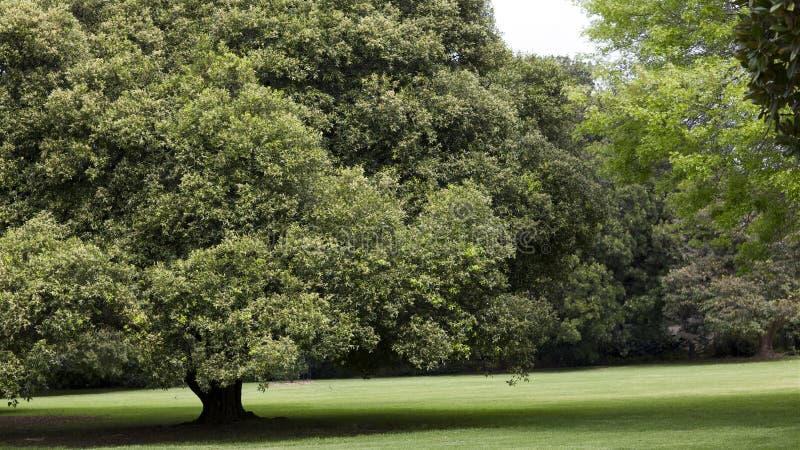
[185,374,257,424]
[756,321,783,359]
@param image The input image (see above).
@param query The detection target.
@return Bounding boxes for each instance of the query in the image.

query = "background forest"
[1,0,798,423]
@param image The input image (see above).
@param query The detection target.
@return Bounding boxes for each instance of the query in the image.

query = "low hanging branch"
[735,0,800,154]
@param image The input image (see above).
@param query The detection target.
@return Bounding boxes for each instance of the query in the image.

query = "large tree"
[1,0,579,422]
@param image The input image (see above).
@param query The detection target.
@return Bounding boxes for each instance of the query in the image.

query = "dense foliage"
[0,0,615,422]
[735,0,800,151]
[1,0,797,424]
[0,215,136,405]
[580,0,800,358]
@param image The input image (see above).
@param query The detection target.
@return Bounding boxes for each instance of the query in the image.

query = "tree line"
[0,0,798,424]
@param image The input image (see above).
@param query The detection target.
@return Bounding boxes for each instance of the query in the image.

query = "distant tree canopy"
[581,0,799,245]
[580,0,800,357]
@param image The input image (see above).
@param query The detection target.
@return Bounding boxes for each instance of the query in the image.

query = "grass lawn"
[1,358,798,449]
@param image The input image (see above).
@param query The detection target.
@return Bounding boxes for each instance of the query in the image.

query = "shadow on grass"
[1,391,797,448]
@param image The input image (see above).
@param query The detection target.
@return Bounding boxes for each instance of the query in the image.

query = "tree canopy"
[0,0,611,422]
[2,0,797,425]
[580,0,800,358]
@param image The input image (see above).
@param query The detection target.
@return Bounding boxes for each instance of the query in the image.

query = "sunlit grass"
[2,358,798,448]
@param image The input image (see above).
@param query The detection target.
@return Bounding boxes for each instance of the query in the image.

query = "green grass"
[2,358,799,449]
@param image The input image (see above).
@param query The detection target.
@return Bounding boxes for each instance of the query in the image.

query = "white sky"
[491,0,594,57]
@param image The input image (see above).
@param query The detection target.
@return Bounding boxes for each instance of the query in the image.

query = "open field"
[1,358,798,449]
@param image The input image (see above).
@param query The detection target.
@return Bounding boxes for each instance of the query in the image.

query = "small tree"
[746,234,800,356]
[664,233,800,358]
